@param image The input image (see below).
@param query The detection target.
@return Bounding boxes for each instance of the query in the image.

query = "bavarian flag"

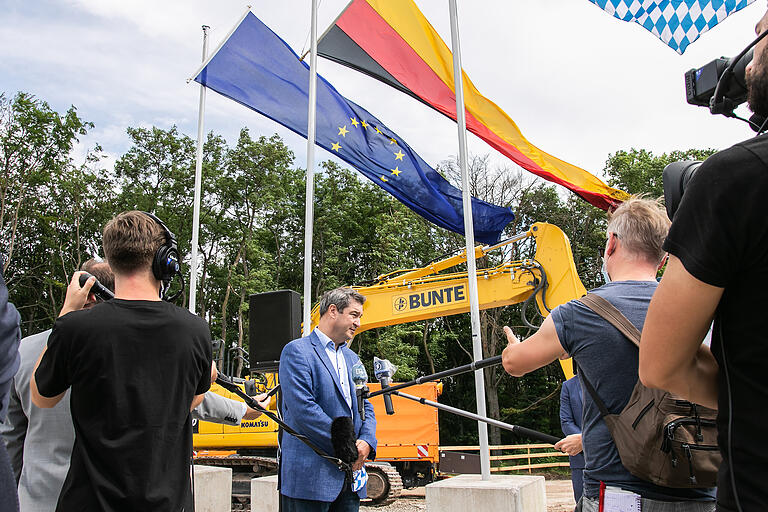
[193,12,514,244]
[587,0,756,54]
[317,0,630,211]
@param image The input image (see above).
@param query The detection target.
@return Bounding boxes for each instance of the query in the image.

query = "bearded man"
[640,8,768,512]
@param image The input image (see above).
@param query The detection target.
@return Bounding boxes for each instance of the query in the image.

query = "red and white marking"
[417,445,429,458]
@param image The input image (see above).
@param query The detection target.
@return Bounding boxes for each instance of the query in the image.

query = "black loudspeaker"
[249,289,302,370]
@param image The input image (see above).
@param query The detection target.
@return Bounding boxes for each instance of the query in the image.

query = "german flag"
[318,0,629,211]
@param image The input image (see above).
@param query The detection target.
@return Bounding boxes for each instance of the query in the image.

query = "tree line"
[0,90,715,444]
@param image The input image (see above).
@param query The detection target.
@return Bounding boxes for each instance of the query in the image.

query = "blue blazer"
[560,375,585,470]
[279,331,377,501]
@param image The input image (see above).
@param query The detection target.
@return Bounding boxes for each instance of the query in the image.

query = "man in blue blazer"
[279,287,377,512]
[555,374,585,504]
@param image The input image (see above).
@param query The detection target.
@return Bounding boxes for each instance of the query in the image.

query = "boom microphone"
[331,416,358,464]
[331,416,359,485]
[374,357,396,415]
[78,272,114,301]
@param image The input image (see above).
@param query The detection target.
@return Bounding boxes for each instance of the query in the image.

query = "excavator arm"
[310,222,586,379]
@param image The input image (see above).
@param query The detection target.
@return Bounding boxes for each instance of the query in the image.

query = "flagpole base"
[426,474,546,512]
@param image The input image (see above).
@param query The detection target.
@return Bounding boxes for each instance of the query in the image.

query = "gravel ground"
[358,478,575,512]
[361,498,426,512]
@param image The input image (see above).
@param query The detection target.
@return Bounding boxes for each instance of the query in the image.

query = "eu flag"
[193,12,514,244]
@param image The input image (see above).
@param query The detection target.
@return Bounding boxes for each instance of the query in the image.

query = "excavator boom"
[309,222,586,378]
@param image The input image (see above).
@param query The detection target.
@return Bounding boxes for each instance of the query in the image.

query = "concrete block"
[426,474,547,512]
[194,465,232,512]
[251,474,280,512]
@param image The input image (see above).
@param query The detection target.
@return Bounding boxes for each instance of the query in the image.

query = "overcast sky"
[1,0,765,190]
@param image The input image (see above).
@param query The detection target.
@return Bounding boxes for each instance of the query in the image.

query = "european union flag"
[193,12,514,244]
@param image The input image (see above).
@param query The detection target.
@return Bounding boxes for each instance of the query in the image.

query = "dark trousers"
[571,467,584,504]
[0,442,19,512]
[280,485,359,512]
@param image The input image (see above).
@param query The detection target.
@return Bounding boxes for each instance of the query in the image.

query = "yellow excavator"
[193,222,586,506]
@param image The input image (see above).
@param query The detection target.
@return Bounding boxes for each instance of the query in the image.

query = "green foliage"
[0,92,105,332]
[603,147,717,198]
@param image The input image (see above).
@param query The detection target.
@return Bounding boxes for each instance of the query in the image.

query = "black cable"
[711,29,768,115]
[165,271,185,303]
[719,321,744,512]
[521,286,541,330]
[190,449,196,511]
[215,375,352,473]
[731,113,763,131]
[757,115,768,135]
[532,260,551,313]
[520,259,550,330]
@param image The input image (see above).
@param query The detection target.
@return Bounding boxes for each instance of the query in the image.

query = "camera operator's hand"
[242,393,270,420]
[60,271,95,317]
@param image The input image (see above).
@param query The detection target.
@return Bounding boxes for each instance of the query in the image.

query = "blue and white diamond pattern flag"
[351,467,368,492]
[588,0,756,54]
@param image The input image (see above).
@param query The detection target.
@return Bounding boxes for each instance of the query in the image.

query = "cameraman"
[640,9,768,512]
[1,259,113,512]
[30,211,212,511]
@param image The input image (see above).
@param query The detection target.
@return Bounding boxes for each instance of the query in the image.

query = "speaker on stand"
[248,289,302,371]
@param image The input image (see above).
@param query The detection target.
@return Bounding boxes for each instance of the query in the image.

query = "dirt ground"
[359,478,576,512]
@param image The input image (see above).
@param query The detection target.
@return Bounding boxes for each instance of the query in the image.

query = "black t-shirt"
[664,134,768,512]
[35,299,212,512]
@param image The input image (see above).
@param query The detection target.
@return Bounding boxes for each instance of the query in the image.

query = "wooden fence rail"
[440,443,570,473]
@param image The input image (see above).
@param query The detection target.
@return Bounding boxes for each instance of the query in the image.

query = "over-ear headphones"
[141,211,180,283]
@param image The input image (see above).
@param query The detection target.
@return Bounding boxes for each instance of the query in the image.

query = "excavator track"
[364,462,403,506]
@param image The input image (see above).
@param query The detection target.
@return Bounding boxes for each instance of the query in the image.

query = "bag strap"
[573,293,642,419]
[575,361,610,418]
[577,293,641,348]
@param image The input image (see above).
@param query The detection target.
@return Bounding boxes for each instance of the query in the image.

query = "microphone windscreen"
[331,416,357,463]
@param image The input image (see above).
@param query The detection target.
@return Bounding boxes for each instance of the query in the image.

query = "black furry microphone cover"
[331,416,358,463]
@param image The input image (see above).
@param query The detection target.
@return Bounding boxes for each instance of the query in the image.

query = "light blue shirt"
[315,328,352,412]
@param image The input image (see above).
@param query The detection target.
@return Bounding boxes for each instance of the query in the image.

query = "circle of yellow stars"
[330,117,405,183]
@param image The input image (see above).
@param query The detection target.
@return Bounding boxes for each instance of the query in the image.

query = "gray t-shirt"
[552,280,714,501]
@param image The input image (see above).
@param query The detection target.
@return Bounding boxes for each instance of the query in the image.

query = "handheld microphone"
[78,272,114,302]
[351,361,368,421]
[374,357,397,415]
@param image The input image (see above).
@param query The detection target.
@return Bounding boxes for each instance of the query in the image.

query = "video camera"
[685,48,753,118]
[666,30,768,219]
[685,25,768,123]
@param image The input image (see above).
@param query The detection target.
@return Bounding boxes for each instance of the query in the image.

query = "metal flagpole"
[302,0,319,335]
[448,0,491,480]
[189,25,210,314]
